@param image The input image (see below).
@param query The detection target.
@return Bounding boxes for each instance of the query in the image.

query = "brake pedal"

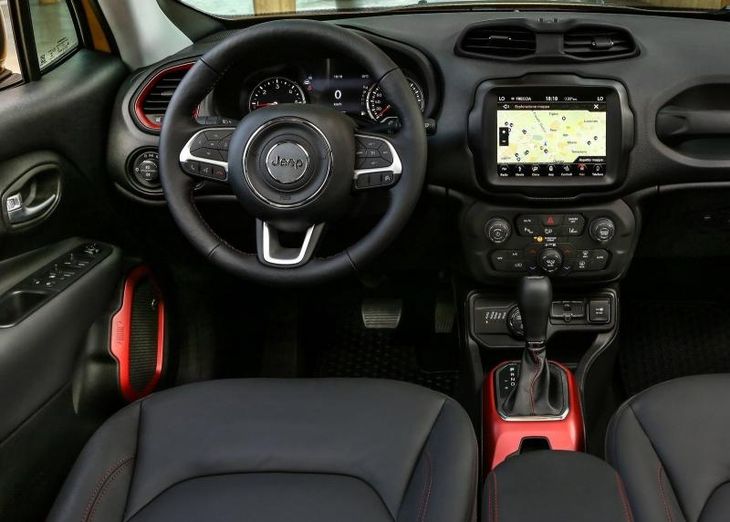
[361,298,403,329]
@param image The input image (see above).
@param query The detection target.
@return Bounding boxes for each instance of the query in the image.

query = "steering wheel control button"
[180,127,236,180]
[538,247,563,274]
[199,164,214,178]
[265,141,310,185]
[197,148,224,161]
[485,218,512,244]
[355,171,396,189]
[589,217,616,242]
[181,161,199,176]
[205,129,233,141]
[353,134,401,191]
[212,166,227,181]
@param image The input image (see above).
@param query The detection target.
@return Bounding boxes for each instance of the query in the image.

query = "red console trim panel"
[483,361,584,471]
[110,266,166,402]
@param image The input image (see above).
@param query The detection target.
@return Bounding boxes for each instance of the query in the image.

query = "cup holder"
[0,290,51,328]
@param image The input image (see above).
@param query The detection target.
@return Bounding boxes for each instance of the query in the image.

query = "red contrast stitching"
[615,473,634,522]
[81,456,134,522]
[528,351,542,415]
[417,450,433,522]
[657,463,674,522]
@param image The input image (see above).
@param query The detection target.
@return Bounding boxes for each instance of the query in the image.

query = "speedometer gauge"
[248,77,306,112]
[366,78,425,122]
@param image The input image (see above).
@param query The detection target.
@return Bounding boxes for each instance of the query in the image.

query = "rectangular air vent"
[563,26,637,60]
[134,62,194,131]
[457,25,537,59]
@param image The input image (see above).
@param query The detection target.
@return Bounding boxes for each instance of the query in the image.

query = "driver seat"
[48,379,477,522]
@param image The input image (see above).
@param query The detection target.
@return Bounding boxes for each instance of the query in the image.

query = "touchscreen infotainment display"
[495,89,608,178]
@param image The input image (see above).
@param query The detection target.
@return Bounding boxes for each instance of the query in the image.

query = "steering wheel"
[159,20,427,285]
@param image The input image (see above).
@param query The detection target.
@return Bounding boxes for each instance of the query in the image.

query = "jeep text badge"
[265,142,310,184]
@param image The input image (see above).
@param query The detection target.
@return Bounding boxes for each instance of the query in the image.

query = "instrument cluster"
[212,58,427,125]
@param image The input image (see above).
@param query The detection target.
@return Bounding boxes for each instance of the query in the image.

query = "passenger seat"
[607,374,730,522]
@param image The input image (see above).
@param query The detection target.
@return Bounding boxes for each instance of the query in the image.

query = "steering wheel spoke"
[353,133,403,191]
[256,220,325,267]
[179,126,237,183]
[160,20,426,284]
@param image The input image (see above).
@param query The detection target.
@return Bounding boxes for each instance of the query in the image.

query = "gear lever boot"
[503,276,564,417]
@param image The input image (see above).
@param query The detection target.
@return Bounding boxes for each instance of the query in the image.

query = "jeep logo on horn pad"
[265,142,310,184]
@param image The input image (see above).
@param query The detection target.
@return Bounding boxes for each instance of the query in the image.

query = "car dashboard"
[108,9,730,290]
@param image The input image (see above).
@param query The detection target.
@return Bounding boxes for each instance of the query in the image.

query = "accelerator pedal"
[434,299,456,334]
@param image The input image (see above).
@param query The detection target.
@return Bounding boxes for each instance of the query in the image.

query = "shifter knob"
[518,276,552,347]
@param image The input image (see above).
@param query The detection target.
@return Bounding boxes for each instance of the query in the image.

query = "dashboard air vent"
[563,26,637,60]
[134,62,194,131]
[457,25,537,59]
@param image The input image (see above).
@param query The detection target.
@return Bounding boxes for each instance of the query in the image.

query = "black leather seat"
[607,374,730,522]
[49,379,477,522]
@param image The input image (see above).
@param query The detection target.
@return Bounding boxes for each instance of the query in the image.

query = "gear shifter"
[502,276,565,417]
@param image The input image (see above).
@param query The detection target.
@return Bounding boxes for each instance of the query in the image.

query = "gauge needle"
[378,105,392,119]
[257,102,279,107]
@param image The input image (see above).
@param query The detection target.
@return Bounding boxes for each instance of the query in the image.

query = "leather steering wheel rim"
[159,20,427,286]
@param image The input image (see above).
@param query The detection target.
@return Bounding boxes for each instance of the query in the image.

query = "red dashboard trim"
[110,266,166,402]
[133,61,195,132]
[483,361,584,471]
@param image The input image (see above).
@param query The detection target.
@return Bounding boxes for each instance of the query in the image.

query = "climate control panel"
[461,200,636,282]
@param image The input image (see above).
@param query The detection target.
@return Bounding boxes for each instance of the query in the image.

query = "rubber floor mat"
[618,300,730,396]
[309,303,460,397]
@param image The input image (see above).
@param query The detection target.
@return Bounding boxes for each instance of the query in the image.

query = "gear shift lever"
[503,276,564,417]
[519,276,552,349]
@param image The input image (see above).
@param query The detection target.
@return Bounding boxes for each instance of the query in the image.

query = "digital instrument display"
[244,59,426,123]
[494,89,608,178]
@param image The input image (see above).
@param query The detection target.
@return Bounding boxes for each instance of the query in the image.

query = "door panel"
[0,239,122,439]
[0,50,127,259]
[0,40,128,521]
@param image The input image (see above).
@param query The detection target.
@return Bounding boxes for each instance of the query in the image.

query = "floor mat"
[618,300,730,396]
[306,298,461,397]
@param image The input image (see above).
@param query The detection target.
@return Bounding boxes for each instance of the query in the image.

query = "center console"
[462,200,636,283]
[463,75,637,282]
[462,74,635,506]
[485,450,633,522]
[482,276,585,471]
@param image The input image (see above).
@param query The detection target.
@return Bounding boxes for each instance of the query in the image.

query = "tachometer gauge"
[248,77,306,112]
[365,78,425,122]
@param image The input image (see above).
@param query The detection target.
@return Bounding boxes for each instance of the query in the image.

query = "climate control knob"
[538,248,563,274]
[589,217,616,243]
[485,218,511,244]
